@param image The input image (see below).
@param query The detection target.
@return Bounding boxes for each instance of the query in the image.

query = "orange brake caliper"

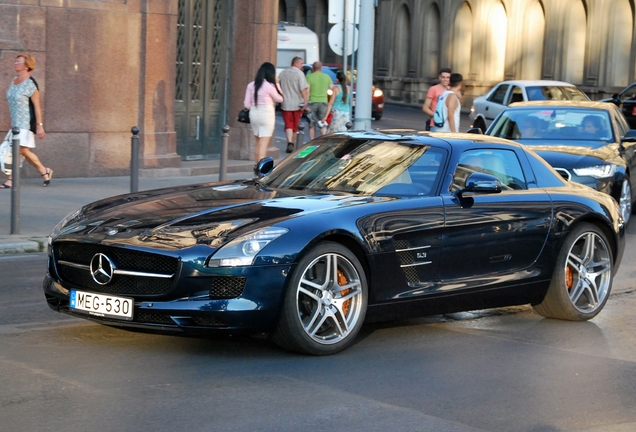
[338,270,351,316]
[565,265,574,290]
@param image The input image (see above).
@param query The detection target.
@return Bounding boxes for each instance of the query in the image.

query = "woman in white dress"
[243,62,284,161]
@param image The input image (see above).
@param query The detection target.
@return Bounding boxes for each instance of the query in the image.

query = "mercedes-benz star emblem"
[90,253,115,285]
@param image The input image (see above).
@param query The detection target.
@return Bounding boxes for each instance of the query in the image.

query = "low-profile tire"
[270,242,368,355]
[373,113,382,121]
[533,223,613,321]
[617,176,632,225]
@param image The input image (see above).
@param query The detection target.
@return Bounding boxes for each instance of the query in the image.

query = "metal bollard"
[295,122,305,150]
[219,125,229,181]
[345,121,353,130]
[10,127,20,234]
[130,126,140,193]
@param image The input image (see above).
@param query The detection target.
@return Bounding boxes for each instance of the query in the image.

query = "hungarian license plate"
[70,290,134,321]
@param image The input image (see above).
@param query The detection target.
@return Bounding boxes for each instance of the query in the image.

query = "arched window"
[606,0,632,86]
[563,0,586,84]
[452,2,473,77]
[521,1,545,79]
[488,2,507,80]
[295,0,307,25]
[423,3,442,79]
[393,4,411,77]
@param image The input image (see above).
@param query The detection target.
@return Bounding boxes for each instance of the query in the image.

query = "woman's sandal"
[42,168,53,187]
[0,180,12,189]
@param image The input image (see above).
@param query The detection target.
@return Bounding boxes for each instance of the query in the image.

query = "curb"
[0,237,47,255]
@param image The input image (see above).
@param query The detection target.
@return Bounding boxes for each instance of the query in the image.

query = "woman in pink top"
[244,62,284,161]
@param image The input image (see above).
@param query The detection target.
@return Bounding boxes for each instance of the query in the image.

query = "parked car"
[485,100,636,223]
[470,80,589,132]
[602,82,636,129]
[44,131,625,355]
[302,64,385,120]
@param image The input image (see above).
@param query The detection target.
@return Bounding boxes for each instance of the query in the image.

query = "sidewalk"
[0,161,261,255]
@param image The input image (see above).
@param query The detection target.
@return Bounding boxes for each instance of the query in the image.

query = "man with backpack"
[422,68,451,131]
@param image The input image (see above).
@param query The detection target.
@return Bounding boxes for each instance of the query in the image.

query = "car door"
[439,148,552,291]
[483,84,510,126]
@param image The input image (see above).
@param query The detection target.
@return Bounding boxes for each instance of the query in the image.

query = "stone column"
[228,0,279,160]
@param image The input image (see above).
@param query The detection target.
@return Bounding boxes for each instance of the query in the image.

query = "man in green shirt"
[305,61,334,139]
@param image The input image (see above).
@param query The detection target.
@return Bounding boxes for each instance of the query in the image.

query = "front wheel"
[270,242,368,355]
[617,177,632,225]
[533,223,613,321]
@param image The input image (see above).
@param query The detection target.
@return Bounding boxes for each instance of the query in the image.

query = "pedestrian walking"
[278,56,309,153]
[323,71,352,133]
[243,62,284,162]
[422,68,451,131]
[437,73,463,133]
[305,61,334,139]
[3,53,52,189]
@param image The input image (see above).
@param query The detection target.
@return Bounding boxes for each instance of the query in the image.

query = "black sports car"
[486,100,636,224]
[44,131,625,355]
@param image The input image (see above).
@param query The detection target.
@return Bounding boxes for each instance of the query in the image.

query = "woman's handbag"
[0,131,24,175]
[0,131,13,175]
[238,108,250,124]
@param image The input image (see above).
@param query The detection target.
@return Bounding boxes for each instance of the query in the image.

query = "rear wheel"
[533,223,613,321]
[270,242,367,355]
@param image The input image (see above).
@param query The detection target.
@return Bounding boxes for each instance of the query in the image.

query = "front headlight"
[572,165,616,179]
[48,208,83,245]
[373,88,383,97]
[207,227,289,267]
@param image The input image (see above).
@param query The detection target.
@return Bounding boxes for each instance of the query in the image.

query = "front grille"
[210,276,246,299]
[54,242,178,296]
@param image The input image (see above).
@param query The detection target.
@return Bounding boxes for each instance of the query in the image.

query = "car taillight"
[631,106,636,116]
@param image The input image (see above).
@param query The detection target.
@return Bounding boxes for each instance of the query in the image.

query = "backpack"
[433,92,447,128]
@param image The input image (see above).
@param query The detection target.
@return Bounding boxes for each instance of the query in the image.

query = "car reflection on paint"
[44,130,625,355]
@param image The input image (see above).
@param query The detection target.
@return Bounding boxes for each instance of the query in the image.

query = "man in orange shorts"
[279,56,309,153]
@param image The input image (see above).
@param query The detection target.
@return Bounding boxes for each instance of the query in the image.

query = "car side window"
[508,86,524,104]
[451,150,527,192]
[611,106,629,136]
[488,84,509,105]
[620,84,636,101]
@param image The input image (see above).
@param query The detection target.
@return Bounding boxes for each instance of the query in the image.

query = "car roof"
[341,129,526,149]
[496,80,579,87]
[508,100,614,110]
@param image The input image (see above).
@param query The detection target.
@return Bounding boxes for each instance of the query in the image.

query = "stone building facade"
[1,0,634,178]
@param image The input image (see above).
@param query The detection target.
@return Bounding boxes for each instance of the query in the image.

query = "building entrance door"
[175,0,228,160]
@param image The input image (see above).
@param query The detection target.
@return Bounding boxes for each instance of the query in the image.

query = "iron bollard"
[220,125,229,181]
[295,122,305,150]
[130,126,140,193]
[10,127,20,234]
[346,121,353,130]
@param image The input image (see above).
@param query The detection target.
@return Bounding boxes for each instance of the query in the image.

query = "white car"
[469,80,589,132]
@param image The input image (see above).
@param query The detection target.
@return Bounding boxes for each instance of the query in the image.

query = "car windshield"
[488,108,614,143]
[260,136,446,196]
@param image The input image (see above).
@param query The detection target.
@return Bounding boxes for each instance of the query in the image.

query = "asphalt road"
[2,105,636,431]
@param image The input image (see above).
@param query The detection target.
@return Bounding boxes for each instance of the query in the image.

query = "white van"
[276,22,319,76]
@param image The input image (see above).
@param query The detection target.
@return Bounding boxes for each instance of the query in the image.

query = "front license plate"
[70,290,134,321]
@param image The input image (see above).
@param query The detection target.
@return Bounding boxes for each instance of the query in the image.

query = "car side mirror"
[455,172,502,198]
[254,157,274,178]
[621,130,636,143]
[466,128,483,134]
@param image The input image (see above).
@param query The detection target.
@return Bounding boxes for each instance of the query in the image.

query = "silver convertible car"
[44,131,625,355]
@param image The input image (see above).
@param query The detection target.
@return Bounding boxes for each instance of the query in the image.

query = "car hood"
[521,140,620,168]
[54,181,381,250]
